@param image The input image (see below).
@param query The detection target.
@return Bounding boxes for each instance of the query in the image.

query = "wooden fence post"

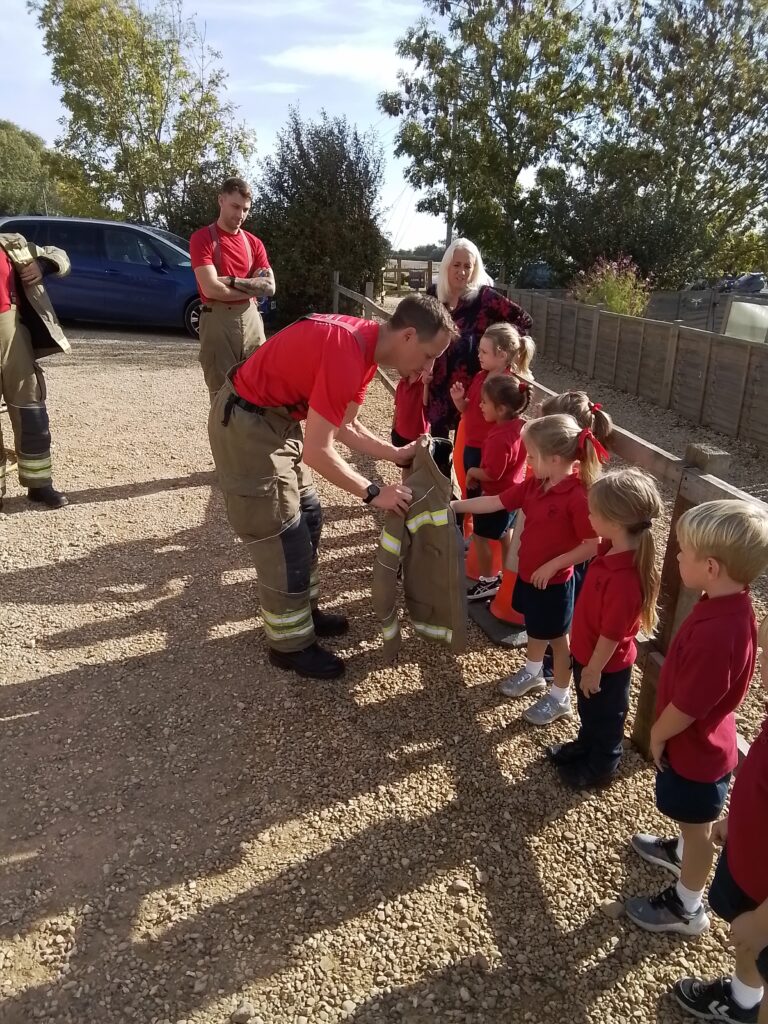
[332,270,340,314]
[396,257,402,295]
[427,260,433,289]
[586,305,603,377]
[632,442,731,757]
[659,321,681,409]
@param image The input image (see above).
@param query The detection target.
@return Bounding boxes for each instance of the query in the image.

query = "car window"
[148,235,191,268]
[0,220,49,245]
[104,227,160,265]
[46,221,103,258]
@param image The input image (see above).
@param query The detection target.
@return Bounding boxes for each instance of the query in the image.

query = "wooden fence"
[502,289,768,453]
[332,273,766,761]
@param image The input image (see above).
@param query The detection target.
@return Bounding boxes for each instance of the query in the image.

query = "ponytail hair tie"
[518,379,529,393]
[589,401,602,413]
[630,519,653,534]
[577,426,610,463]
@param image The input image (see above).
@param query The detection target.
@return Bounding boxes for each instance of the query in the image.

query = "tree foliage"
[251,109,389,323]
[0,121,58,216]
[29,0,255,231]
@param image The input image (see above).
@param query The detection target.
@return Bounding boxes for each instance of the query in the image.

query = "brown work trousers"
[0,306,53,497]
[208,374,323,653]
[198,300,265,400]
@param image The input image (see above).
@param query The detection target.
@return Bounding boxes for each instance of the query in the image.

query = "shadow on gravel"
[1,459,665,1024]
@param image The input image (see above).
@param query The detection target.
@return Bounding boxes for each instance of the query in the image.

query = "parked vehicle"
[733,272,767,295]
[516,260,554,289]
[0,215,275,337]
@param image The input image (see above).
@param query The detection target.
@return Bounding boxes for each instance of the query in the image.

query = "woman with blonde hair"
[425,238,533,471]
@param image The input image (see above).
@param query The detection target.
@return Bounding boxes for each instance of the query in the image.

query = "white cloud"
[264,42,411,89]
[229,81,305,95]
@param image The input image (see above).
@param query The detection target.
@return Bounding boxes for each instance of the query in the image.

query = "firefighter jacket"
[372,436,467,659]
[0,233,71,358]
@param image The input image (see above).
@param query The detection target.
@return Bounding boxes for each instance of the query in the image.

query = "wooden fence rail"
[501,288,768,454]
[333,273,765,761]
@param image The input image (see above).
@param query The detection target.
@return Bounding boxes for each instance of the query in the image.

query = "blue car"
[0,215,275,337]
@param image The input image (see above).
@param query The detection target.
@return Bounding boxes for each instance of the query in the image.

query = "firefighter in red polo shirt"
[190,177,275,399]
[208,294,456,680]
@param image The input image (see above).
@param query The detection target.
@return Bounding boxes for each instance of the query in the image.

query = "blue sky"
[1,0,444,249]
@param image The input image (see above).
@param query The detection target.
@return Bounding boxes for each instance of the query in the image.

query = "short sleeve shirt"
[480,419,526,496]
[189,224,270,303]
[655,590,757,782]
[498,474,596,584]
[0,250,13,313]
[570,540,644,672]
[394,377,428,441]
[233,314,379,426]
[727,717,768,903]
[463,371,490,447]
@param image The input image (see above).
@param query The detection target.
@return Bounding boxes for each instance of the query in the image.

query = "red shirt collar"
[688,589,752,623]
[595,541,638,570]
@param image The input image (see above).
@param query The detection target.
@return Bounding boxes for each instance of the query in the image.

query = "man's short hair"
[220,176,252,201]
[389,293,457,341]
[677,498,768,583]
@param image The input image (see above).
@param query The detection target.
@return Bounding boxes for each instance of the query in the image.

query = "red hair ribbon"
[589,401,602,412]
[518,380,529,393]
[578,426,610,463]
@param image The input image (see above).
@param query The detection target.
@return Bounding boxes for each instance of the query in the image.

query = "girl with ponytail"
[549,467,662,789]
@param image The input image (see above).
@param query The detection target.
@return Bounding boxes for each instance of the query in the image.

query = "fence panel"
[738,343,768,448]
[594,314,619,384]
[544,300,561,360]
[637,321,671,405]
[614,318,645,394]
[670,329,711,423]
[700,338,751,437]
[530,294,549,356]
[557,302,578,367]
[573,307,596,374]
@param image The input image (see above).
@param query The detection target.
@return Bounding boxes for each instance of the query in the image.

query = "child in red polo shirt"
[392,373,429,449]
[672,613,768,1023]
[626,499,768,939]
[463,375,531,599]
[548,468,662,789]
[452,413,608,725]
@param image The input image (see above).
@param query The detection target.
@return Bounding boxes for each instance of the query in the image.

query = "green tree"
[0,120,57,216]
[251,108,389,323]
[29,0,255,231]
[378,0,614,272]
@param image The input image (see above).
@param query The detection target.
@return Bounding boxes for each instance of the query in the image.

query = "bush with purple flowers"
[569,256,651,316]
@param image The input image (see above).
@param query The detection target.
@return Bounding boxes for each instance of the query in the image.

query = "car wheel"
[184,298,201,338]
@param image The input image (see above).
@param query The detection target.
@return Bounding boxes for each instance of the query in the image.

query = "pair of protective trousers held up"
[0,307,53,498]
[208,372,323,653]
[198,301,265,400]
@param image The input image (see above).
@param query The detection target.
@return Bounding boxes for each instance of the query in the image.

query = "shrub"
[569,256,651,316]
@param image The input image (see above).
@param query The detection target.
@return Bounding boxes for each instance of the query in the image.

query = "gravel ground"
[1,327,766,1024]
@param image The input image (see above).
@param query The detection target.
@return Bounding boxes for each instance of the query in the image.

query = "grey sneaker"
[630,834,682,878]
[499,666,546,698]
[523,692,573,726]
[466,575,502,602]
[625,884,710,936]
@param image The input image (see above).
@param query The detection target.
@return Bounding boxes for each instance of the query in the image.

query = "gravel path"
[0,328,765,1024]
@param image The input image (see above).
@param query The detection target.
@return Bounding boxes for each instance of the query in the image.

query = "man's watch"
[229,275,235,287]
[363,483,381,505]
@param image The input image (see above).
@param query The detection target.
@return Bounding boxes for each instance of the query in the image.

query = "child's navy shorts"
[512,576,575,640]
[709,847,757,923]
[474,508,515,540]
[391,428,413,448]
[655,764,731,824]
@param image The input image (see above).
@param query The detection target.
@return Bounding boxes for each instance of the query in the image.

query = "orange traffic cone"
[489,567,525,624]
[466,536,504,581]
[455,416,505,580]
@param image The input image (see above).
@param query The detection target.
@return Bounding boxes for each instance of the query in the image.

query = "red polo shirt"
[498,474,596,584]
[655,590,757,783]
[0,250,13,313]
[189,224,270,303]
[233,314,379,427]
[571,540,644,672]
[463,371,490,447]
[727,716,768,902]
[480,418,526,496]
[394,377,428,441]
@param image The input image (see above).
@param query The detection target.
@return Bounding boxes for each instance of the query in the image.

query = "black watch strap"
[363,483,381,505]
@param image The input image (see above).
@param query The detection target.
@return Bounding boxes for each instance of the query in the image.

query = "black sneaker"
[311,608,349,637]
[630,833,682,877]
[673,976,759,1023]
[558,760,616,790]
[268,643,345,680]
[466,575,501,601]
[28,485,69,509]
[546,740,586,766]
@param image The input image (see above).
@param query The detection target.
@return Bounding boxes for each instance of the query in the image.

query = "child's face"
[478,335,508,372]
[588,500,614,540]
[676,543,717,590]
[480,393,499,422]
[525,441,557,479]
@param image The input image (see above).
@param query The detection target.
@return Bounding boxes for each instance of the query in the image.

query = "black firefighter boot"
[28,484,69,509]
[269,643,346,680]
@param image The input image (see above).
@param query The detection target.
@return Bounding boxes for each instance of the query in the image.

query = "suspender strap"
[208,223,254,277]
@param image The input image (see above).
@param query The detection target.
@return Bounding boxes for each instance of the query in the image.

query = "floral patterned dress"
[426,284,533,435]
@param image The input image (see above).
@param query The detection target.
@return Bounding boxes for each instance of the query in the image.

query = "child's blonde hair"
[540,390,613,446]
[522,413,606,488]
[759,613,768,650]
[676,499,768,584]
[482,323,536,379]
[589,468,663,634]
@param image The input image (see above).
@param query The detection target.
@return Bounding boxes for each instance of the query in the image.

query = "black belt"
[221,391,304,426]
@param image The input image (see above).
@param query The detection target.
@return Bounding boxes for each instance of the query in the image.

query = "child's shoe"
[466,574,502,601]
[499,666,546,698]
[546,740,586,765]
[523,692,572,726]
[673,976,759,1024]
[630,834,682,877]
[624,884,709,936]
[558,761,615,790]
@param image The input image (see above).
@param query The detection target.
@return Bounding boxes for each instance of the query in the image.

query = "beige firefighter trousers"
[208,375,323,653]
[0,306,53,497]
[198,300,265,400]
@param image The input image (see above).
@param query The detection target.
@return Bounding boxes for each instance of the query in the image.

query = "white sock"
[549,684,570,704]
[675,880,703,914]
[676,836,684,860]
[525,660,543,677]
[730,974,764,1010]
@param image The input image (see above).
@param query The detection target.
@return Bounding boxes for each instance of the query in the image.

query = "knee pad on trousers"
[19,404,51,455]
[300,488,323,556]
[280,516,314,595]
